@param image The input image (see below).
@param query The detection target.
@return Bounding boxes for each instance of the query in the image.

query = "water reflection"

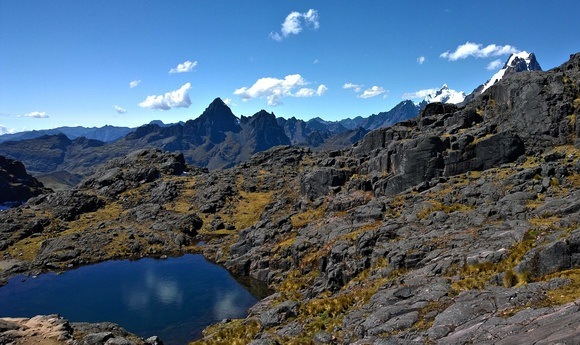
[213,291,245,320]
[125,269,184,310]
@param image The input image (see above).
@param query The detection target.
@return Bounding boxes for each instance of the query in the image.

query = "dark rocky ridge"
[0,155,51,204]
[0,53,579,344]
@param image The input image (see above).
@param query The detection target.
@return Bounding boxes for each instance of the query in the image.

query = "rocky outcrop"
[0,315,163,345]
[79,149,186,197]
[0,149,202,275]
[0,155,51,205]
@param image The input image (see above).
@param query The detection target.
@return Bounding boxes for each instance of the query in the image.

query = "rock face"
[0,155,51,204]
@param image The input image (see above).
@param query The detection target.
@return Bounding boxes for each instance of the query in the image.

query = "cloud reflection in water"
[213,291,246,320]
[124,268,184,311]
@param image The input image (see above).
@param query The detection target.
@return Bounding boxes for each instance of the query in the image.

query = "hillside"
[0,52,579,344]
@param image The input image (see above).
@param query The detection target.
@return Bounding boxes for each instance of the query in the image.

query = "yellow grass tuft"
[190,319,261,345]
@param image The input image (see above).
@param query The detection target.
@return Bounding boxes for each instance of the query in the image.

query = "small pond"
[0,254,264,345]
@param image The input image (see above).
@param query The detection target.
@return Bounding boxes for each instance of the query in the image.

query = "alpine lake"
[0,254,268,345]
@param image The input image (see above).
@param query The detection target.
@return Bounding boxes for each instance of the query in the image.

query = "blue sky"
[1,1,579,133]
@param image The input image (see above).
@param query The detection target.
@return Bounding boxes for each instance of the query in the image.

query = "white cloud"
[402,88,439,99]
[343,83,362,93]
[270,9,319,41]
[417,56,426,64]
[440,42,519,61]
[486,59,503,71]
[358,86,387,99]
[138,83,192,110]
[0,124,15,135]
[113,105,127,114]
[169,60,198,74]
[223,98,236,107]
[20,111,48,118]
[129,80,141,89]
[234,74,326,106]
[295,84,328,97]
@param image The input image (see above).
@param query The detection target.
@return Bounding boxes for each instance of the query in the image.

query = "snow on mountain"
[423,84,466,104]
[481,51,542,93]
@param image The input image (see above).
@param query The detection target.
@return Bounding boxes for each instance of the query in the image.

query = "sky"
[1,0,580,134]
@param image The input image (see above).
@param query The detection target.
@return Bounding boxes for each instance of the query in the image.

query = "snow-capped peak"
[481,51,542,93]
[423,84,466,104]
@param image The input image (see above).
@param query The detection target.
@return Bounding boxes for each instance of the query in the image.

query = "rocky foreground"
[0,314,163,345]
[0,53,579,345]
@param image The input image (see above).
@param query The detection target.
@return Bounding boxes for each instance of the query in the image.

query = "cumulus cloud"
[343,83,362,93]
[440,42,519,61]
[169,60,198,74]
[129,80,141,89]
[270,9,319,41]
[417,56,426,64]
[486,59,503,71]
[20,111,48,118]
[295,84,328,97]
[113,105,127,114]
[234,74,326,106]
[138,83,192,110]
[402,88,439,99]
[358,86,388,99]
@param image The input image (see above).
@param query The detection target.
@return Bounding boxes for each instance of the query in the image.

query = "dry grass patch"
[539,268,580,306]
[450,228,542,292]
[230,191,273,230]
[416,201,474,220]
[339,220,382,242]
[282,272,389,344]
[525,193,546,210]
[386,194,410,218]
[7,237,45,261]
[165,176,197,213]
[291,203,326,229]
[64,202,125,235]
[277,270,318,301]
[190,318,261,345]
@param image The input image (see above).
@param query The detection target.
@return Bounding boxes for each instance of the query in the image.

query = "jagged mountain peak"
[252,109,275,118]
[199,97,235,118]
[423,84,466,104]
[481,51,542,93]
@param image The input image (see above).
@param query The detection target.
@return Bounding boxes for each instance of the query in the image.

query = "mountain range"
[0,52,543,186]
